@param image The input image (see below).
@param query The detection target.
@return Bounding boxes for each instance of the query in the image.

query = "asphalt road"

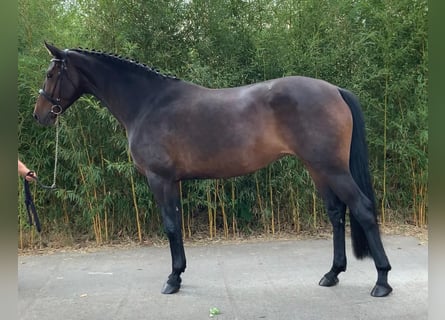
[18,235,427,320]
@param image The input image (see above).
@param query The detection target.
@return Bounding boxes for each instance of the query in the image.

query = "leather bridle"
[38,58,69,116]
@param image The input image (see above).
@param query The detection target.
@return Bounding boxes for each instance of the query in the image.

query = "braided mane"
[71,47,179,80]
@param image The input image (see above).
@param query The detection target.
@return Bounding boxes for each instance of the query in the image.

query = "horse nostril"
[33,113,39,121]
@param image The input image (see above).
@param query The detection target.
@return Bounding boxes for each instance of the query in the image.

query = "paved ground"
[18,235,427,320]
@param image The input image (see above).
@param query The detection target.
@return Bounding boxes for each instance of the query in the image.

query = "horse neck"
[73,53,175,129]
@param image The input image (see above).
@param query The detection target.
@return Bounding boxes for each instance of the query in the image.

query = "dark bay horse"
[33,42,392,297]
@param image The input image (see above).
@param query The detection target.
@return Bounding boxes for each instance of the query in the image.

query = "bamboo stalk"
[217,181,229,238]
[421,182,427,226]
[381,74,389,225]
[93,213,102,244]
[187,193,192,238]
[93,188,102,244]
[312,188,317,229]
[277,201,281,233]
[207,185,213,239]
[231,180,237,237]
[255,173,265,232]
[127,149,142,243]
[179,181,185,238]
[290,186,300,233]
[76,163,96,241]
[185,183,191,238]
[129,174,142,242]
[213,180,218,237]
[30,227,35,249]
[418,183,423,226]
[100,148,108,242]
[103,183,108,242]
[221,200,228,238]
[268,167,275,235]
[410,157,428,227]
[92,215,97,243]
[77,117,102,243]
[63,195,69,224]
[410,159,418,226]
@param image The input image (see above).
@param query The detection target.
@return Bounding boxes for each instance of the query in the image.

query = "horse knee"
[163,216,181,239]
[164,224,180,240]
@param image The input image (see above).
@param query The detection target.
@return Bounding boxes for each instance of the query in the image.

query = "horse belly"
[175,131,292,180]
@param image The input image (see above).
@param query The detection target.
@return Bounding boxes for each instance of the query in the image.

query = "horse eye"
[46,73,53,79]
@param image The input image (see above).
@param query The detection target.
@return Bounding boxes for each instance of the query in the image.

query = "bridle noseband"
[38,58,68,116]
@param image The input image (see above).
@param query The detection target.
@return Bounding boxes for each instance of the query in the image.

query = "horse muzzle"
[33,107,59,126]
[33,89,64,125]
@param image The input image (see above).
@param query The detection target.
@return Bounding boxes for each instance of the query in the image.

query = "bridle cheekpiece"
[38,57,68,116]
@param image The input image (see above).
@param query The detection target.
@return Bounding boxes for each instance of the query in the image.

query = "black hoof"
[161,281,181,294]
[370,283,393,297]
[319,275,339,287]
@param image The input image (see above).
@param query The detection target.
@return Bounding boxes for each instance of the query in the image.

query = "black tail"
[338,88,376,259]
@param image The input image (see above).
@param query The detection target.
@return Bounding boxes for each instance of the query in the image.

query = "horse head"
[33,42,82,126]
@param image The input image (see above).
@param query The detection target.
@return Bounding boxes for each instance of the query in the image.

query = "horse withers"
[33,42,392,297]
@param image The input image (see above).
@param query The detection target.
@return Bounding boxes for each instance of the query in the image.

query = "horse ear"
[44,41,64,59]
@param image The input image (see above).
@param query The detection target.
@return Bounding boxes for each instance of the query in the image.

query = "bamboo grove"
[18,0,428,247]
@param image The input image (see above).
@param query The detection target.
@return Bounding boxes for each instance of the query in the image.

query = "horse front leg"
[147,173,186,294]
[161,202,186,294]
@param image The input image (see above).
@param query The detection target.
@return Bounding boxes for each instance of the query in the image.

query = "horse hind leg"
[325,170,392,297]
[318,186,347,287]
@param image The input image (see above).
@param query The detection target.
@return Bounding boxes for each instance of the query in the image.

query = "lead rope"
[33,118,60,190]
[50,117,60,189]
[24,178,41,232]
[23,119,60,232]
